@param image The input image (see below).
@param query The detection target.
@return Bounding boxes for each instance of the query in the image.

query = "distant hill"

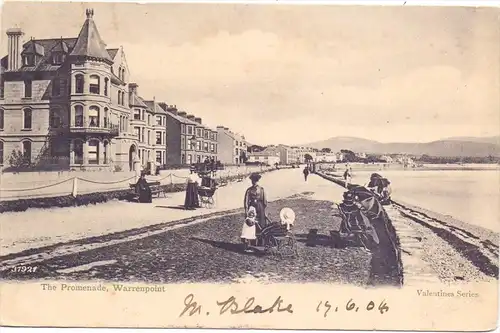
[303,136,500,157]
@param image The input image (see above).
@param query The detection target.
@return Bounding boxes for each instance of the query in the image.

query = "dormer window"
[23,55,35,66]
[52,52,65,65]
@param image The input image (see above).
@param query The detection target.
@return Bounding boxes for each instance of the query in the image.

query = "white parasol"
[279,207,296,226]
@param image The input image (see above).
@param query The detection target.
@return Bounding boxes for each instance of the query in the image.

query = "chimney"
[217,126,225,130]
[169,106,178,115]
[187,114,195,121]
[6,28,24,71]
[128,83,138,94]
[178,111,187,118]
[194,117,202,124]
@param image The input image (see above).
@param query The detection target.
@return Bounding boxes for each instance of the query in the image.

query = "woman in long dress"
[184,172,200,210]
[244,173,268,230]
[135,171,152,203]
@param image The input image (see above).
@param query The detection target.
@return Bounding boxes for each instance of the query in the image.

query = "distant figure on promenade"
[184,172,200,210]
[135,171,152,203]
[189,164,196,174]
[244,173,268,230]
[343,166,352,188]
[303,166,310,181]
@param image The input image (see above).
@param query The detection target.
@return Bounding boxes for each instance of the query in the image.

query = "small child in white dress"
[241,206,257,252]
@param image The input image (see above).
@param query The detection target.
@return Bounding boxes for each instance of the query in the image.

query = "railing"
[49,120,119,136]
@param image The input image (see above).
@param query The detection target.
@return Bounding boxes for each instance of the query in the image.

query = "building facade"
[216,126,247,165]
[162,104,218,166]
[315,151,338,162]
[247,147,280,166]
[0,9,145,171]
[276,144,298,165]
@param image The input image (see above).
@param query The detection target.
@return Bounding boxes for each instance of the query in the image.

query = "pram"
[251,209,298,258]
[198,174,217,208]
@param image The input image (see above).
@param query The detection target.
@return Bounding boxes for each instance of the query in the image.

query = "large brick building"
[0,9,167,172]
[161,104,218,166]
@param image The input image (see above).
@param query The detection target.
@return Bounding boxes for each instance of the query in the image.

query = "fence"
[0,165,271,201]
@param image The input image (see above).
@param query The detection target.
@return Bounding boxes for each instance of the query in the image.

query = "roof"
[144,100,167,114]
[129,92,149,109]
[164,110,216,130]
[107,48,119,59]
[69,11,113,63]
[22,41,45,56]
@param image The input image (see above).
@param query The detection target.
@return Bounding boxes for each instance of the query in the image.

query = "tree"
[8,149,31,169]
[321,148,332,153]
[304,153,314,163]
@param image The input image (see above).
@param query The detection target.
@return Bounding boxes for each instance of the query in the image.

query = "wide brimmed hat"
[249,173,261,182]
[140,170,147,176]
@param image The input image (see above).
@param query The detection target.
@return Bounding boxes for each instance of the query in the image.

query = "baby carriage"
[198,174,217,208]
[253,208,299,258]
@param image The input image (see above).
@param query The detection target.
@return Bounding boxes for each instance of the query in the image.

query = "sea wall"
[314,170,404,286]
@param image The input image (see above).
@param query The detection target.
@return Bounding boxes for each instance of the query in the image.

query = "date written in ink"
[316,298,389,317]
[10,266,39,273]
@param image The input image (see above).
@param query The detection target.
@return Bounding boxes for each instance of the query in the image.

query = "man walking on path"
[303,166,310,181]
[343,165,352,188]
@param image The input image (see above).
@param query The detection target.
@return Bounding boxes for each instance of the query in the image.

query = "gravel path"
[1,193,390,286]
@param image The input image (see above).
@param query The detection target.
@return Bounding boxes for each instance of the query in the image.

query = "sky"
[1,3,499,146]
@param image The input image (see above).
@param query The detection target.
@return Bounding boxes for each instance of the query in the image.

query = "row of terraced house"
[0,9,248,172]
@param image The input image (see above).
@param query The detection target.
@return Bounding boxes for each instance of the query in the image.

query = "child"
[241,206,257,252]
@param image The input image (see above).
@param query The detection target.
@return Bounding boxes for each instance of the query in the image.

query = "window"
[74,105,83,127]
[88,106,100,127]
[52,78,61,96]
[75,74,84,94]
[187,154,192,164]
[0,75,4,99]
[147,130,151,145]
[181,154,185,164]
[24,80,32,98]
[49,109,61,128]
[204,142,208,152]
[141,128,145,143]
[88,140,99,164]
[103,141,109,164]
[141,110,145,121]
[187,126,193,135]
[156,116,162,126]
[156,151,162,163]
[23,109,32,129]
[22,140,31,163]
[0,109,3,130]
[181,124,186,134]
[0,141,3,164]
[181,137,186,150]
[156,132,162,145]
[122,91,126,106]
[148,114,151,126]
[235,148,238,155]
[187,138,192,150]
[204,130,208,139]
[52,53,65,65]
[196,128,202,137]
[196,141,201,151]
[197,155,201,163]
[117,91,122,105]
[210,143,214,153]
[134,127,140,140]
[104,78,109,96]
[73,140,83,164]
[89,75,100,94]
[104,108,109,128]
[23,55,34,66]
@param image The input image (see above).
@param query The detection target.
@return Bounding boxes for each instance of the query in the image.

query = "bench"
[129,181,166,199]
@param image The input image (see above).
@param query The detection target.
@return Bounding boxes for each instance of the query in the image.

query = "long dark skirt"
[184,183,200,209]
[138,189,152,203]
